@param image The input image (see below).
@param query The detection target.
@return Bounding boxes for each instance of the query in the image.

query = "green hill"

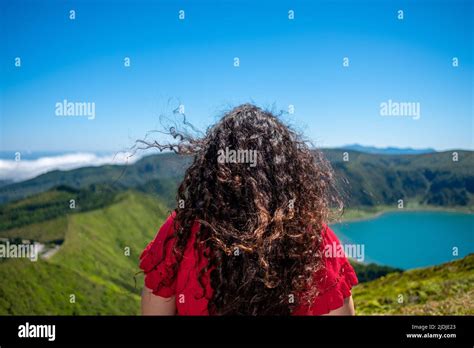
[1,150,472,211]
[0,191,168,315]
[349,260,402,283]
[0,184,118,233]
[0,153,190,205]
[324,149,474,208]
[352,254,474,315]
[0,188,472,315]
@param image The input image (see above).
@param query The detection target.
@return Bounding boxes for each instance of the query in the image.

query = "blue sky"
[1,0,472,152]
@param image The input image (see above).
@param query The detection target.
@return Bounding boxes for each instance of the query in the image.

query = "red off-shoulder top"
[139,212,358,315]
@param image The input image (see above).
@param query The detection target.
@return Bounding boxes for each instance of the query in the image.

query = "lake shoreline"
[337,205,474,224]
[331,209,474,270]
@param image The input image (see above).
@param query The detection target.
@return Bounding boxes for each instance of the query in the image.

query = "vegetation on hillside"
[1,188,471,315]
[0,153,190,204]
[350,260,402,283]
[323,149,474,209]
[353,254,474,315]
[0,184,118,232]
[1,150,472,211]
[0,150,472,315]
[0,191,169,315]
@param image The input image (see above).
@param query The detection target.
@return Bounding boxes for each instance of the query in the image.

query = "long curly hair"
[139,103,342,315]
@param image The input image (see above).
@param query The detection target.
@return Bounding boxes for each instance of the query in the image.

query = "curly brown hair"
[140,103,342,315]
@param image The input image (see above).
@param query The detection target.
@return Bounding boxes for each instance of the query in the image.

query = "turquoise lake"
[331,211,474,270]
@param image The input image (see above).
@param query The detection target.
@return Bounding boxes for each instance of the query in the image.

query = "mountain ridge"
[4,150,472,210]
[339,144,437,155]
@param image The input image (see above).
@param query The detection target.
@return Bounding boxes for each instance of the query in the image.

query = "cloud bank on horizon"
[0,152,139,182]
[0,144,466,184]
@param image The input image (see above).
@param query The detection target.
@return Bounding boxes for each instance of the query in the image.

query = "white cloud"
[0,152,140,183]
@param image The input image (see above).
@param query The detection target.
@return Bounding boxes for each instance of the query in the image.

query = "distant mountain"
[0,153,191,205]
[324,149,474,208]
[0,180,14,188]
[340,144,436,155]
[0,150,473,209]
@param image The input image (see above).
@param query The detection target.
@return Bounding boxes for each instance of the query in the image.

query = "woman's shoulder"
[140,212,176,263]
[139,211,181,297]
[293,224,359,315]
[320,225,358,290]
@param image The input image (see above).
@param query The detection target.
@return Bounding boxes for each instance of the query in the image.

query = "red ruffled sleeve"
[293,225,358,315]
[139,212,178,298]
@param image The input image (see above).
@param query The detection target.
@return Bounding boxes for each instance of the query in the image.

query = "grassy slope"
[0,190,472,315]
[353,254,474,315]
[0,191,169,315]
[1,217,68,243]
